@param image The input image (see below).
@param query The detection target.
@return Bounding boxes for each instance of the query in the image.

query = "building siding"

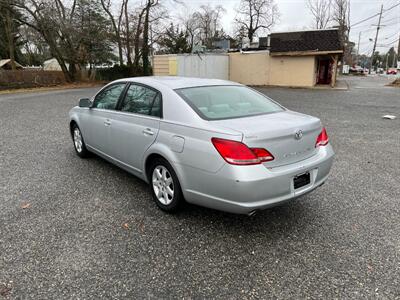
[229,52,270,85]
[152,55,171,76]
[229,52,316,87]
[153,51,336,88]
[269,56,316,87]
[176,54,229,79]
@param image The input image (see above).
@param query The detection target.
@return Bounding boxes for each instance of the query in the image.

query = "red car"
[387,68,398,75]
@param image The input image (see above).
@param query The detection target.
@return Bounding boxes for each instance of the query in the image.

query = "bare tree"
[234,0,278,42]
[192,4,225,48]
[122,0,132,67]
[0,1,17,69]
[100,0,125,66]
[8,0,77,81]
[177,9,200,52]
[133,6,146,70]
[8,0,115,81]
[307,0,332,29]
[142,0,160,75]
[19,25,49,66]
[332,0,350,69]
[332,0,349,33]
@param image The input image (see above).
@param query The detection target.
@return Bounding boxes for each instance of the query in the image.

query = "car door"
[107,83,161,173]
[83,83,127,154]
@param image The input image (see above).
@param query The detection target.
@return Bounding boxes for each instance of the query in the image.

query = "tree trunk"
[248,28,254,43]
[116,31,124,66]
[124,0,132,69]
[5,9,16,70]
[100,0,124,66]
[133,8,146,72]
[142,3,150,76]
[46,37,74,82]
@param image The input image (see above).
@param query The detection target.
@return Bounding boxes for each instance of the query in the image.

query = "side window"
[120,84,161,117]
[149,93,162,117]
[92,83,126,110]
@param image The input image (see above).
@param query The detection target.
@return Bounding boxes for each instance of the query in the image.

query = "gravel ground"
[0,76,399,299]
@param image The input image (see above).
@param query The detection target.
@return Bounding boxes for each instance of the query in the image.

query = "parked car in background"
[69,77,334,215]
[349,66,364,74]
[387,68,398,75]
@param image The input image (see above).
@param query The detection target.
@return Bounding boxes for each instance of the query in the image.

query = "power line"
[381,16,400,23]
[383,2,400,13]
[379,21,400,27]
[350,2,400,28]
[382,32,400,41]
[380,37,400,47]
[351,13,380,27]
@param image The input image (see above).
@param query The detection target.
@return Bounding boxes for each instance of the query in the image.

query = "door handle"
[143,128,154,136]
[104,119,111,126]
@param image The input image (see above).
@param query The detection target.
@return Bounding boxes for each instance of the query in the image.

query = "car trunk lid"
[212,111,322,167]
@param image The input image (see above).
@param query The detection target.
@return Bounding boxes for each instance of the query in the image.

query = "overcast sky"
[178,0,400,54]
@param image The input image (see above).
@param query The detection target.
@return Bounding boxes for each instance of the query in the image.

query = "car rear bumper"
[180,145,334,214]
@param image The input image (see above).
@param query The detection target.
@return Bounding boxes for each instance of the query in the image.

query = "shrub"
[95,64,152,81]
[0,70,66,90]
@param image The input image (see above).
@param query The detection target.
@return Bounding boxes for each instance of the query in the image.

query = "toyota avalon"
[69,77,334,215]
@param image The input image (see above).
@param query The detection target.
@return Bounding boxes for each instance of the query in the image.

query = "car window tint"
[176,85,283,120]
[93,83,126,110]
[121,84,160,117]
[149,93,161,117]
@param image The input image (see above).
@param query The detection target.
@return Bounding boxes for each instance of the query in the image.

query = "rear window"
[175,85,284,120]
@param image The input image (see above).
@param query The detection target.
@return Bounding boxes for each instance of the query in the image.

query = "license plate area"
[293,172,311,189]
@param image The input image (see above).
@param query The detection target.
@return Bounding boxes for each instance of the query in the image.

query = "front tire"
[72,124,89,158]
[148,158,183,212]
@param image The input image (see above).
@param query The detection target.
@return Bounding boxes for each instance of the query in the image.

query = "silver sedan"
[69,77,334,215]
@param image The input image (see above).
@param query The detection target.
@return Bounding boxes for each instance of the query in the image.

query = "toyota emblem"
[294,130,303,140]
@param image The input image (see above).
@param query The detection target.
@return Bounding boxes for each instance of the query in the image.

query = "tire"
[71,124,89,158]
[148,158,184,213]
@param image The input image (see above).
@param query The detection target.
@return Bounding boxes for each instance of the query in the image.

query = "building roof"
[269,29,342,54]
[0,59,24,69]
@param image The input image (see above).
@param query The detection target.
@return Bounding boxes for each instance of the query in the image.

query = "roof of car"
[119,76,240,89]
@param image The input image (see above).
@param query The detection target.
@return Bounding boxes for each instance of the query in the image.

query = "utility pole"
[369,4,383,74]
[385,53,389,71]
[357,32,361,65]
[397,34,400,69]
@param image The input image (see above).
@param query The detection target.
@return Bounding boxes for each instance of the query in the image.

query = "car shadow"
[75,151,319,237]
[179,200,315,235]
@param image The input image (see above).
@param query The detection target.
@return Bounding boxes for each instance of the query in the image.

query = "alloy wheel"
[73,127,83,153]
[152,165,174,205]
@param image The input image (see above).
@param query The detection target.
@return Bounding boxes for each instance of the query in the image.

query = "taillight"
[211,138,274,165]
[316,127,329,147]
[250,148,274,162]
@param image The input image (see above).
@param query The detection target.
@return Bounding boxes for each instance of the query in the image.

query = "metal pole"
[369,4,383,74]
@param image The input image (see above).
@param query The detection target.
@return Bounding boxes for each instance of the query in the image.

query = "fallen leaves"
[0,281,12,298]
[137,218,145,233]
[20,203,31,209]
[121,218,145,233]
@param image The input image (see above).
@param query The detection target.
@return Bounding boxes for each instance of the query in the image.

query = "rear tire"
[72,124,89,158]
[148,158,183,213]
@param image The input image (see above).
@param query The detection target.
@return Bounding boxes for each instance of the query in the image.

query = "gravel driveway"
[0,76,399,299]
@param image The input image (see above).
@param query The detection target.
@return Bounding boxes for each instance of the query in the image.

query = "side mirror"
[79,98,91,108]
